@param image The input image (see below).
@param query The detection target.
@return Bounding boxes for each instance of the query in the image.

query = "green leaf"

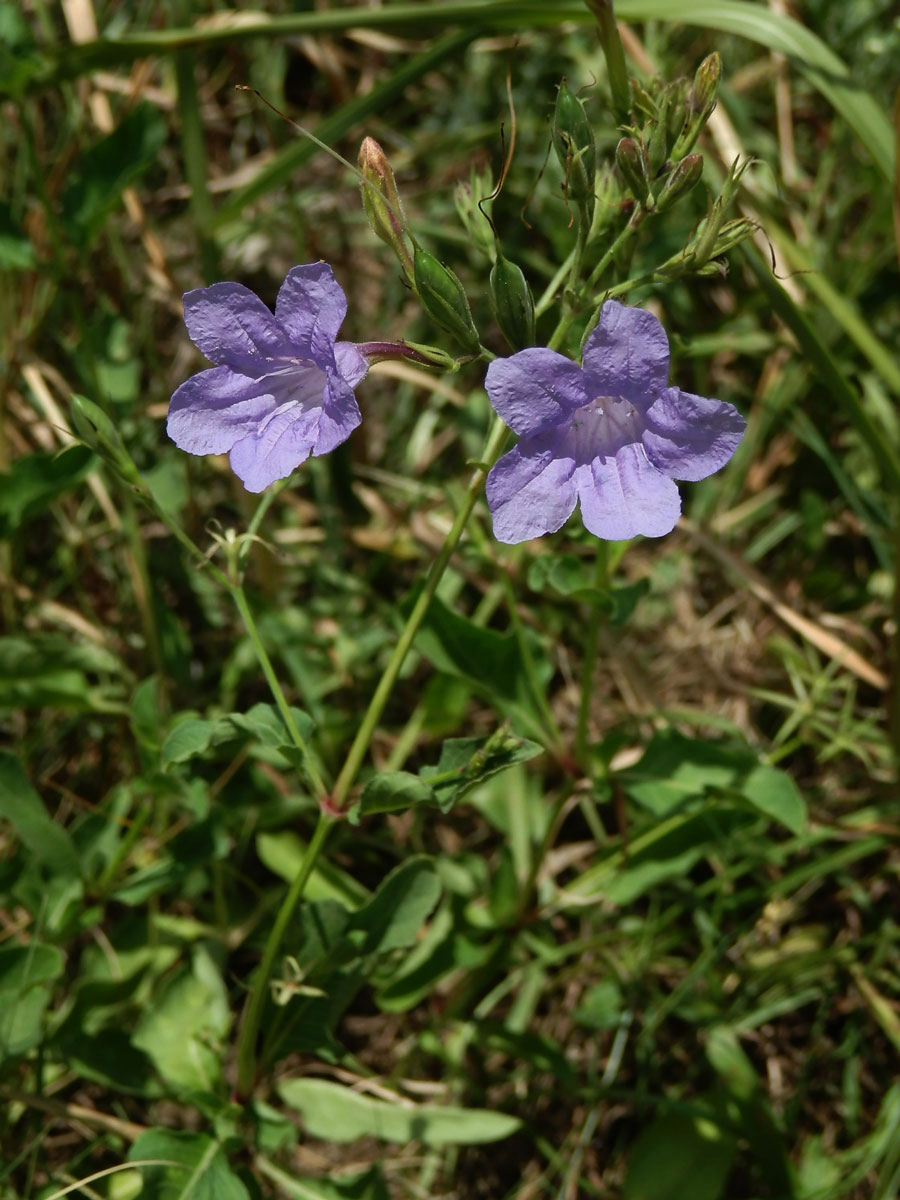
[160,719,216,767]
[0,751,81,878]
[61,103,166,247]
[526,554,647,620]
[705,1028,794,1194]
[407,592,550,722]
[132,947,230,1093]
[57,1028,159,1096]
[227,702,314,757]
[420,730,544,812]
[0,445,92,533]
[0,943,64,1058]
[564,807,756,906]
[624,1109,737,1200]
[278,1078,522,1145]
[128,1129,250,1200]
[740,763,806,835]
[618,730,806,832]
[258,1160,388,1200]
[0,633,123,711]
[353,771,434,820]
[256,831,369,909]
[349,857,442,958]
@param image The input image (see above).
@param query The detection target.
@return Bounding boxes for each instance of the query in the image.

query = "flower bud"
[454,168,495,260]
[70,393,141,485]
[665,77,690,147]
[672,52,722,158]
[413,247,481,353]
[629,77,657,121]
[615,136,653,208]
[646,100,669,175]
[358,137,414,283]
[693,52,722,120]
[655,153,703,212]
[552,79,597,218]
[489,253,536,351]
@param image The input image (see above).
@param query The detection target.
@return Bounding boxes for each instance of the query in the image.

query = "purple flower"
[485,300,745,543]
[167,263,368,492]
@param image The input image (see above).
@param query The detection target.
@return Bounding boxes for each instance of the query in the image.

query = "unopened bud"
[646,103,669,175]
[615,136,653,208]
[358,137,414,283]
[665,77,690,148]
[672,52,722,157]
[655,153,703,212]
[454,169,495,260]
[71,393,141,485]
[413,248,480,353]
[629,78,657,121]
[693,52,722,120]
[489,253,536,351]
[552,80,597,218]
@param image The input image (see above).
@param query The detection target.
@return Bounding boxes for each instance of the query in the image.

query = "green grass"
[1,1,899,1198]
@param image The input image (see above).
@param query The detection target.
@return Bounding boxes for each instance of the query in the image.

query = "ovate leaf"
[128,1129,249,1200]
[0,751,81,878]
[279,1078,521,1146]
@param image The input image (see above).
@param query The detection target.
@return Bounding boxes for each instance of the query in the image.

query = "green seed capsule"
[413,247,481,353]
[552,79,597,217]
[655,153,703,212]
[489,253,536,351]
[615,136,653,207]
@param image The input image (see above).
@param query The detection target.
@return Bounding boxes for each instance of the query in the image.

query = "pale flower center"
[568,394,642,460]
[256,359,328,434]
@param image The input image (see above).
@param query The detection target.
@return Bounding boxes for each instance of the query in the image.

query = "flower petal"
[581,300,670,408]
[228,405,322,492]
[485,349,586,438]
[641,387,745,480]
[577,443,682,539]
[275,262,347,362]
[167,366,276,455]
[183,283,291,368]
[334,341,369,388]
[486,432,578,543]
[313,372,362,457]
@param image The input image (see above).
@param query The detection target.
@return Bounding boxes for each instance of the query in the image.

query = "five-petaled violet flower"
[167,262,368,492]
[484,300,745,543]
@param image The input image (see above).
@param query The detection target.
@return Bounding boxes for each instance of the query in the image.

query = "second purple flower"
[484,300,746,543]
[167,262,368,492]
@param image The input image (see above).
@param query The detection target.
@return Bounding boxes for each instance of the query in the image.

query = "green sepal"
[413,248,481,353]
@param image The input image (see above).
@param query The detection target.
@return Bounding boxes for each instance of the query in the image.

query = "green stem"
[329,414,510,811]
[234,810,334,1099]
[589,0,632,124]
[545,207,591,353]
[575,542,610,768]
[585,208,645,291]
[496,549,564,753]
[173,47,218,280]
[534,247,576,318]
[229,583,329,799]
